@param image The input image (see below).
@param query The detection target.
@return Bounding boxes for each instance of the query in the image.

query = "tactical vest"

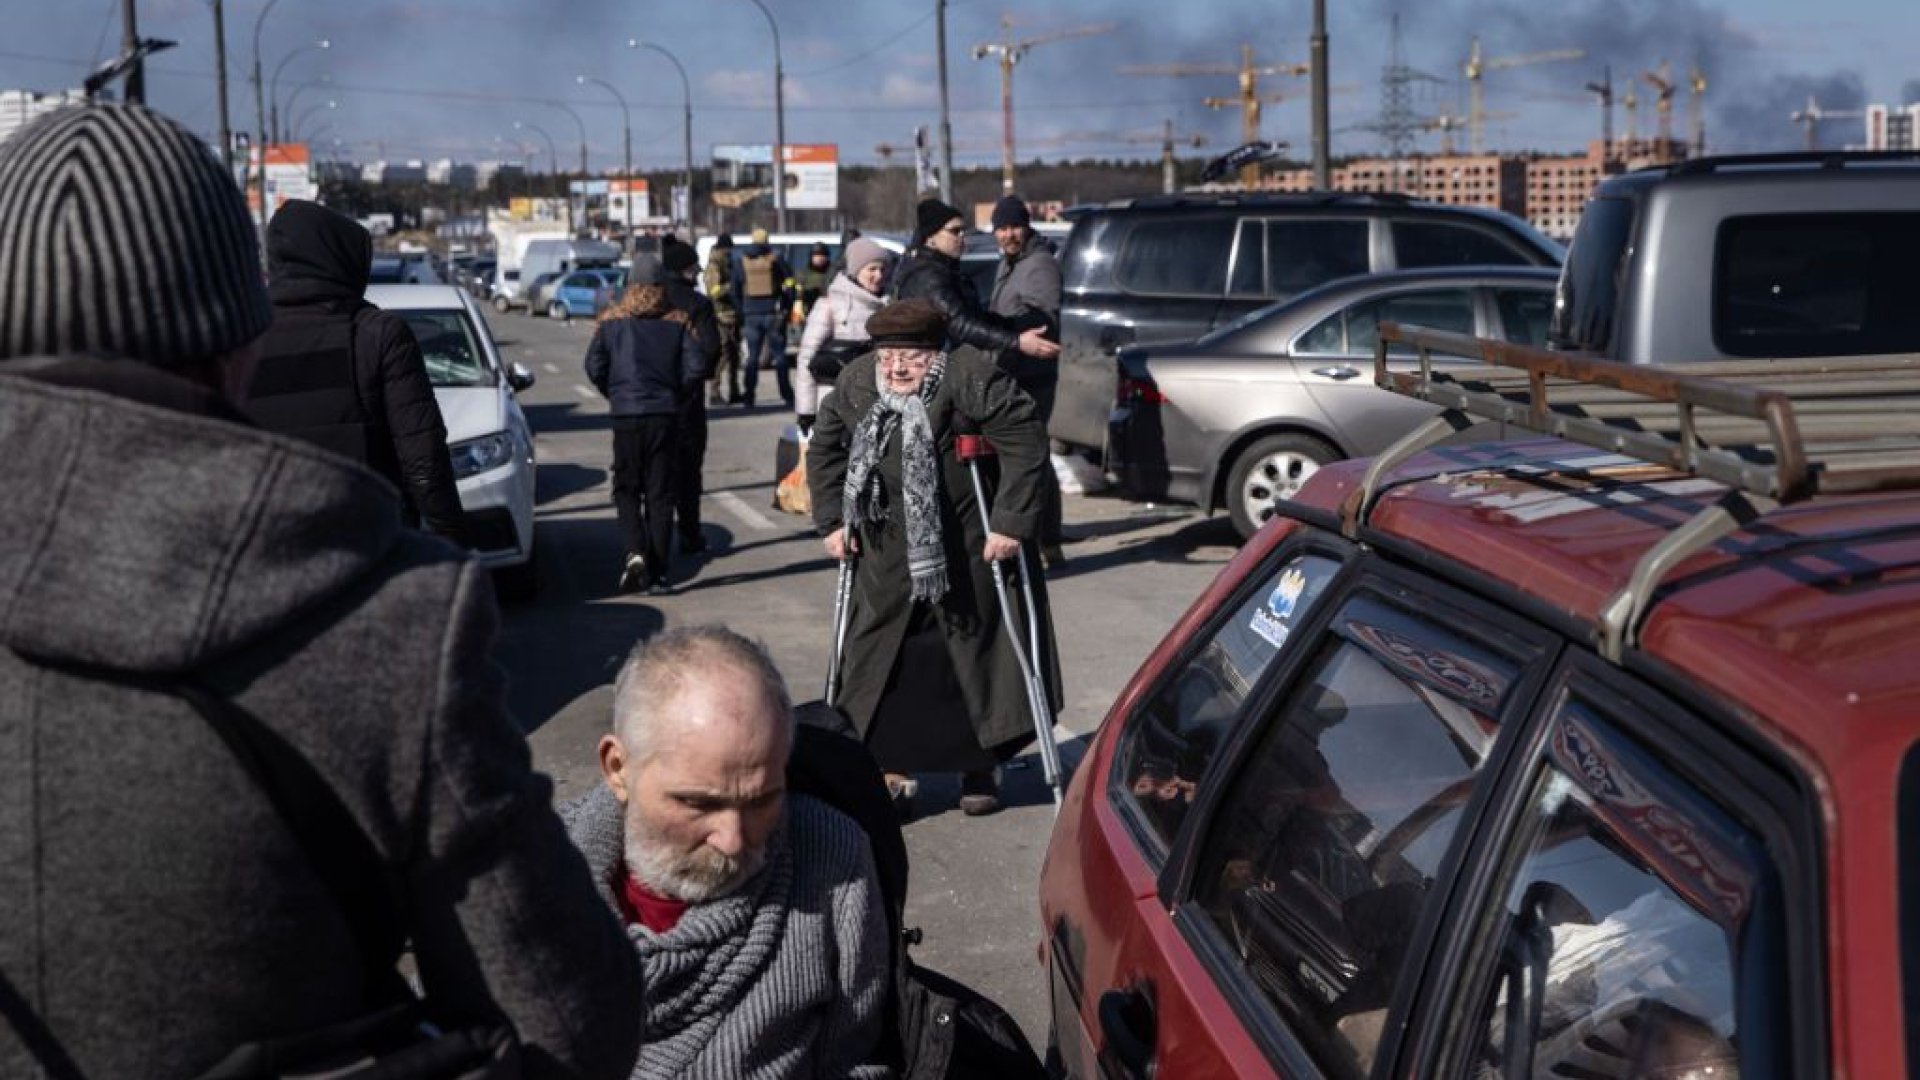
[742,252,777,299]
[248,308,376,467]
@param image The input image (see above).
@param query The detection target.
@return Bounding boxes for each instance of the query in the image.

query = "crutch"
[954,429,1065,809]
[825,546,857,702]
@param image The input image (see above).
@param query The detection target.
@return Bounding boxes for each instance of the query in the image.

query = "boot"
[959,769,1001,817]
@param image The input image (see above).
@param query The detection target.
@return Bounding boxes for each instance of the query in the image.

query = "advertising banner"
[782,144,838,210]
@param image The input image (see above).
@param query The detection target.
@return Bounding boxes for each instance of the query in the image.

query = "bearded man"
[563,626,892,1079]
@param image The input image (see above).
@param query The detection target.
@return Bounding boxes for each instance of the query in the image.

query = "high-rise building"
[1865,104,1920,151]
[0,89,86,146]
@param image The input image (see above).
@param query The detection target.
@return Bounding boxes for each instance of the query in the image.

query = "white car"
[365,284,540,599]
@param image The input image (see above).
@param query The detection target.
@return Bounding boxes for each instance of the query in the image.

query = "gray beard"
[623,808,765,904]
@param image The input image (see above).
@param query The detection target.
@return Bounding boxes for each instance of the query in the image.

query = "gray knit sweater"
[563,786,893,1079]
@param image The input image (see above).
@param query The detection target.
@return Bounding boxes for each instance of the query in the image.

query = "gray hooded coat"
[0,358,643,1078]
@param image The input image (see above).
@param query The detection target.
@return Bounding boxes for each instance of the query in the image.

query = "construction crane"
[1586,67,1615,162]
[1121,44,1310,185]
[1642,60,1676,150]
[1688,62,1708,156]
[1463,36,1585,154]
[1790,95,1866,151]
[1420,107,1515,155]
[1118,120,1209,193]
[971,16,1115,194]
[1622,86,1640,151]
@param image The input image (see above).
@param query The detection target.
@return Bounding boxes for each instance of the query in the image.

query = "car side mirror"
[507,362,536,393]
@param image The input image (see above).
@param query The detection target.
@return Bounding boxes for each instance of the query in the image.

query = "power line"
[791,9,935,78]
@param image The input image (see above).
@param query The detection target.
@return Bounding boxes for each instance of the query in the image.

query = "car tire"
[548,300,569,322]
[1225,432,1339,541]
[494,546,540,603]
[492,294,511,314]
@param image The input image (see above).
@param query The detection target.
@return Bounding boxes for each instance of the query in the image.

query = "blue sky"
[3,0,1913,170]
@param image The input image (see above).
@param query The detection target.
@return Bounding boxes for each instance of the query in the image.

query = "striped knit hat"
[0,103,270,367]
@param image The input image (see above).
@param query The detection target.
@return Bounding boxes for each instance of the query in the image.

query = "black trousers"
[611,415,677,576]
[674,401,708,541]
[1022,378,1064,546]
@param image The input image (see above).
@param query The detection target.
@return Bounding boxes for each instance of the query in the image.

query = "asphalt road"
[486,306,1240,1049]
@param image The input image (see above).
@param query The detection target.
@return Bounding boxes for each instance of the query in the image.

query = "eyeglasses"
[880,350,934,369]
[939,225,966,236]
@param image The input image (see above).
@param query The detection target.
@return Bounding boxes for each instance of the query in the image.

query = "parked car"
[1050,192,1564,456]
[1039,332,1914,1080]
[490,266,525,313]
[519,237,621,296]
[365,284,540,599]
[546,268,625,321]
[1551,151,1920,364]
[1109,266,1560,538]
[368,253,442,285]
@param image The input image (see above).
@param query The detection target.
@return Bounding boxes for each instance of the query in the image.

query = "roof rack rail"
[1349,324,1920,661]
[1667,150,1920,176]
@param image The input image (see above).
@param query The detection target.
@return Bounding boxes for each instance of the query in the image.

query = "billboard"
[710,143,838,210]
[782,144,838,210]
[248,143,314,215]
[607,177,650,221]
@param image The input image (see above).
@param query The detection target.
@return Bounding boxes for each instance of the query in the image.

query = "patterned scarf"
[843,354,949,602]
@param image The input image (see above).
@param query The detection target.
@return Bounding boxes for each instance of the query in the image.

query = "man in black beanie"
[891,197,1059,369]
[661,238,721,554]
[989,194,1066,565]
[0,103,642,1078]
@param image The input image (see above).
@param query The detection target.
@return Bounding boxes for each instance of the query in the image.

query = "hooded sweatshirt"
[0,357,644,1078]
[248,200,466,540]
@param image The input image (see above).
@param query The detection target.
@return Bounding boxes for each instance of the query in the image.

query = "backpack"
[742,252,778,299]
[788,702,1049,1080]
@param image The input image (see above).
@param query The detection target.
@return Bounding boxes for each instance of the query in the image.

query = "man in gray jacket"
[565,626,891,1079]
[0,103,642,1078]
[989,194,1066,564]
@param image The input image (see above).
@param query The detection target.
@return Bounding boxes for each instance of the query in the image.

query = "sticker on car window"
[1247,559,1335,651]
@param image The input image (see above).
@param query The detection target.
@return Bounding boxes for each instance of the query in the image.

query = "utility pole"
[1310,0,1329,189]
[212,0,232,173]
[935,0,955,205]
[1587,66,1614,163]
[121,0,144,103]
[251,0,283,251]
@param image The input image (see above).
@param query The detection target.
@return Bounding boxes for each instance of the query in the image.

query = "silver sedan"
[1107,266,1560,539]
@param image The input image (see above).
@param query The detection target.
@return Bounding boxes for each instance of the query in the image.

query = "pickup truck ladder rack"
[1348,324,1920,661]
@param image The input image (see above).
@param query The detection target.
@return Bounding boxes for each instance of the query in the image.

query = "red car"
[1039,329,1919,1079]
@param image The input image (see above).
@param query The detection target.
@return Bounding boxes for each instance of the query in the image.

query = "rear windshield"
[1549,196,1635,352]
[397,310,493,388]
[1714,212,1920,358]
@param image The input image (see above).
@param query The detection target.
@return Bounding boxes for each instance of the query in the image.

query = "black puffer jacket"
[889,248,1019,356]
[249,200,466,541]
[584,316,704,416]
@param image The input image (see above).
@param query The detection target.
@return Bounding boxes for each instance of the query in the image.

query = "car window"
[1294,310,1348,355]
[1115,217,1235,296]
[1114,551,1342,855]
[1229,220,1264,297]
[1392,220,1532,268]
[564,273,598,288]
[1189,593,1520,1079]
[1456,695,1770,1080]
[398,310,493,388]
[1265,219,1370,300]
[1714,211,1920,359]
[1346,290,1476,358]
[1496,288,1555,347]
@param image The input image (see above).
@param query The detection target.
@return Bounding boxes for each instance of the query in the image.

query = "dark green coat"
[810,350,1063,751]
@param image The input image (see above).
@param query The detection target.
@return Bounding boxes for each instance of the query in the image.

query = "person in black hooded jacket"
[248,199,467,543]
[890,198,1059,368]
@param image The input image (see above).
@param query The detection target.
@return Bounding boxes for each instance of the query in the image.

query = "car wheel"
[494,546,540,602]
[548,300,569,321]
[1226,432,1338,541]
[492,294,511,314]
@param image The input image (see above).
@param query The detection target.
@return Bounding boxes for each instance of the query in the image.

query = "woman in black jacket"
[585,283,706,593]
[890,198,1059,367]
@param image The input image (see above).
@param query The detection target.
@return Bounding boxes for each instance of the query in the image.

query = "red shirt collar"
[614,866,691,933]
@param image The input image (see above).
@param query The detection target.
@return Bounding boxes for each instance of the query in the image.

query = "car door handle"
[1097,984,1158,1080]
[1311,365,1362,381]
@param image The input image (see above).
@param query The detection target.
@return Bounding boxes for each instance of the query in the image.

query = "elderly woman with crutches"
[810,298,1064,817]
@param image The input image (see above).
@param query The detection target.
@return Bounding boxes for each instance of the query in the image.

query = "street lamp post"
[292,100,334,142]
[548,99,590,185]
[516,120,567,230]
[283,73,330,131]
[577,75,633,254]
[250,0,285,245]
[742,0,786,231]
[628,39,693,229]
[269,39,329,144]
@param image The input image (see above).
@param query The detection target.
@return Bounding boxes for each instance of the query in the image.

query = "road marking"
[542,362,560,375]
[572,384,596,400]
[714,490,777,532]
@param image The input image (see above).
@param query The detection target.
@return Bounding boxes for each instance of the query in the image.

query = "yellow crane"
[1642,60,1676,149]
[1688,63,1708,156]
[971,16,1115,194]
[1463,36,1585,154]
[1121,44,1310,185]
